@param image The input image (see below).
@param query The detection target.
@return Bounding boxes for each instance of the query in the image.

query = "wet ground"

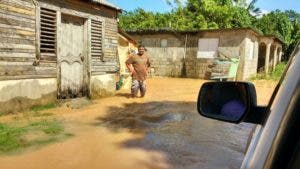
[0,78,277,169]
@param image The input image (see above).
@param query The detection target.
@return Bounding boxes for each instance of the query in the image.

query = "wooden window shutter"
[40,7,56,60]
[91,20,103,62]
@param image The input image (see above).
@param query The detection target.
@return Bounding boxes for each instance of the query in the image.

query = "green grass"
[29,119,64,135]
[0,123,28,152]
[252,62,287,81]
[30,103,57,112]
[0,119,65,153]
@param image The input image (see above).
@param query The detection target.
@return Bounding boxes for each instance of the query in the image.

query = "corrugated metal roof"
[127,28,284,44]
[126,27,262,35]
[89,0,121,11]
[118,27,137,44]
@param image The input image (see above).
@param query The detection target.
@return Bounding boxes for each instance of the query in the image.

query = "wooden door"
[58,14,86,99]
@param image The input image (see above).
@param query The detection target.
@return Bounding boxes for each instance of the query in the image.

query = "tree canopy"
[118,0,300,59]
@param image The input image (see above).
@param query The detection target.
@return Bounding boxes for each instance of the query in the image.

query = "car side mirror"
[197,82,263,124]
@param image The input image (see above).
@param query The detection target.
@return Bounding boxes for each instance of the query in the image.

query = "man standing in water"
[126,45,151,98]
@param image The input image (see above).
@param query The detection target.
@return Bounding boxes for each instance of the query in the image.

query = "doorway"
[58,14,88,99]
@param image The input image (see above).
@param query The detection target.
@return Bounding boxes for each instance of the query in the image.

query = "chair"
[210,58,239,81]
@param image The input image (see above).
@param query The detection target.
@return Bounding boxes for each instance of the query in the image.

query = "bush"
[252,62,287,81]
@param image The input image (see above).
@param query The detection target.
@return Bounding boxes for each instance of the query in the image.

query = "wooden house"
[0,0,121,113]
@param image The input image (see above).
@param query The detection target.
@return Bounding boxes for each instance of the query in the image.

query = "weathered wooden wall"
[91,16,118,75]
[0,0,55,80]
[0,0,119,81]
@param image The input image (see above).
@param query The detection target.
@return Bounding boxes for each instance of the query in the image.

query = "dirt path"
[0,78,277,169]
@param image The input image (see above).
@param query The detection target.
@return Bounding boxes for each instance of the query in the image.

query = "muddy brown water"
[0,78,277,169]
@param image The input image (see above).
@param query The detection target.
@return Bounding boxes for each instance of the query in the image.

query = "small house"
[128,28,283,80]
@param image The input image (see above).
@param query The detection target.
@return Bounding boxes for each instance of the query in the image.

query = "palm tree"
[247,0,261,16]
[165,0,183,7]
[233,0,261,16]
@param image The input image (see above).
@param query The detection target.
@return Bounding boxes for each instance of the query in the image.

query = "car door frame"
[241,49,300,168]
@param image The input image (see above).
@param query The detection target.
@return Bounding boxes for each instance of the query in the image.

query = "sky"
[108,0,300,13]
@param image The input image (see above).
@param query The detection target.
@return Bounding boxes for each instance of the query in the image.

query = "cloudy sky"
[108,0,300,13]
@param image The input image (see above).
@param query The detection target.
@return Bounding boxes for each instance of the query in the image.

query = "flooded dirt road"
[0,78,277,169]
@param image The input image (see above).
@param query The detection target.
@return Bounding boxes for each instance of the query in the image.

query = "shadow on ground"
[94,101,253,169]
[94,101,193,132]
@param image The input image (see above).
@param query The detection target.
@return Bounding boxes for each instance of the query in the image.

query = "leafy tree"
[284,10,300,59]
[254,10,299,59]
[231,6,253,28]
[119,8,157,30]
[255,10,293,44]
[186,0,234,28]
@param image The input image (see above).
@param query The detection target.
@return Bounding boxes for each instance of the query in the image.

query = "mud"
[0,92,57,114]
[0,78,277,169]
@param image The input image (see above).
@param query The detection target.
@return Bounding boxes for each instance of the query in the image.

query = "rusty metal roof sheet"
[87,0,121,11]
[118,27,137,44]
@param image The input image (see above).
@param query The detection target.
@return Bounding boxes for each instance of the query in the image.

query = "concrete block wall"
[185,58,214,79]
[0,78,57,113]
[150,57,183,77]
[135,35,186,77]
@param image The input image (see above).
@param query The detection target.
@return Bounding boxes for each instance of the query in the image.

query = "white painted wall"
[242,37,259,80]
[0,78,57,102]
[90,74,116,98]
[197,38,219,58]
